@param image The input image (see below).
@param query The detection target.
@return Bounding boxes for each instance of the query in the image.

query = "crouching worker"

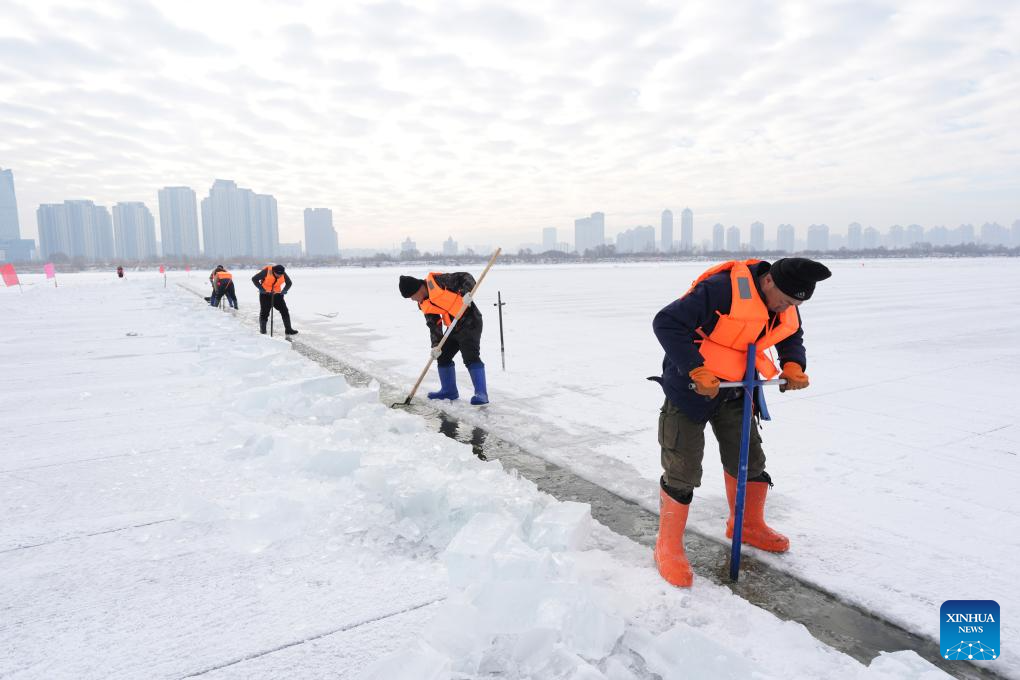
[252,264,297,335]
[399,272,488,405]
[650,257,831,587]
[209,265,238,309]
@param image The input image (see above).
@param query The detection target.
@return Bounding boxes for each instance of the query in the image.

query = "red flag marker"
[1,263,21,291]
[44,262,57,287]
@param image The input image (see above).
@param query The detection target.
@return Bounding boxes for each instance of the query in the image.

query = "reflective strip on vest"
[261,266,285,293]
[418,272,464,327]
[687,260,800,381]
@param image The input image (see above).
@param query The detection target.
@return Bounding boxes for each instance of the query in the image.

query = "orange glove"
[689,367,720,398]
[780,362,809,391]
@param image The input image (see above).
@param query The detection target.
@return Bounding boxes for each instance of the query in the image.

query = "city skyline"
[16,166,1020,262]
[2,1,1017,250]
[5,164,1020,262]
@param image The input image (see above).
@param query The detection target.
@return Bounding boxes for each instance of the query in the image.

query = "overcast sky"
[2,0,1018,249]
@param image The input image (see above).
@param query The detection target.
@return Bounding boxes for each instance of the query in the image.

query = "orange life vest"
[686,259,800,381]
[418,273,464,327]
[261,266,285,293]
[215,271,232,282]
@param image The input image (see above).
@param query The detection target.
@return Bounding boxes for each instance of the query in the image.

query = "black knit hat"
[399,275,425,298]
[272,264,285,275]
[769,258,832,301]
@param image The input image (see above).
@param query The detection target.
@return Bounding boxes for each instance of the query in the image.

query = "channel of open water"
[184,286,1002,680]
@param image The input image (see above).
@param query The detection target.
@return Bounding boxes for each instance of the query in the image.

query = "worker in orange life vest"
[208,265,237,309]
[252,264,297,335]
[650,257,831,588]
[399,273,488,405]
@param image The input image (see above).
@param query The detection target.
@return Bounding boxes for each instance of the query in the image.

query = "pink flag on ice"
[159,265,165,274]
[1,263,19,287]
[185,266,191,273]
[44,263,56,278]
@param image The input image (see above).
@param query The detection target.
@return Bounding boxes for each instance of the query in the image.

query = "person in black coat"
[650,257,831,588]
[252,264,297,335]
[399,272,488,404]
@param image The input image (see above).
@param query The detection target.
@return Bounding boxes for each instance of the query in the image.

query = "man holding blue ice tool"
[650,257,831,587]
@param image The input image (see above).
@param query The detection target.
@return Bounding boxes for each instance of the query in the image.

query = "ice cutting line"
[395,247,502,407]
[177,596,446,678]
[0,519,176,554]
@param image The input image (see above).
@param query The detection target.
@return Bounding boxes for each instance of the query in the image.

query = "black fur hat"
[770,258,832,300]
[399,275,425,298]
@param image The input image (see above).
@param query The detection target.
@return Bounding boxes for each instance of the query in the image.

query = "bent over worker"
[651,257,831,588]
[252,264,297,335]
[399,272,488,405]
[209,265,238,309]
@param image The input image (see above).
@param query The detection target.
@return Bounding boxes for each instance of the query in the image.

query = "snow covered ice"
[1,264,1008,678]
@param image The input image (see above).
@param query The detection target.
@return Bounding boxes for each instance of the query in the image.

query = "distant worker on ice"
[209,265,238,309]
[399,272,488,405]
[252,264,297,335]
[651,257,831,588]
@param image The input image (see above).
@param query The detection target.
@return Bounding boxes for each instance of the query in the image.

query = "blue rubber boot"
[427,364,459,400]
[467,362,489,405]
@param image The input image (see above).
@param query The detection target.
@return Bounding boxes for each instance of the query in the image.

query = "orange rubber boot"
[724,472,790,552]
[654,487,694,587]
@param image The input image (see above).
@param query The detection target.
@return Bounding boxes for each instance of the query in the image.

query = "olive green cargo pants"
[658,397,766,493]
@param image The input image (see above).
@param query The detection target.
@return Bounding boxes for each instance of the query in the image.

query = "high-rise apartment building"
[807,224,829,251]
[615,225,655,253]
[777,224,796,253]
[443,236,459,256]
[113,202,157,260]
[574,212,605,254]
[955,224,975,244]
[202,180,248,258]
[0,168,20,240]
[979,222,1008,246]
[304,208,339,257]
[887,224,904,249]
[250,193,278,258]
[863,226,880,249]
[928,226,949,246]
[750,221,764,251]
[37,204,71,260]
[680,208,693,251]
[660,210,673,252]
[0,167,35,261]
[906,223,925,246]
[847,222,862,249]
[37,200,114,261]
[726,225,740,252]
[158,187,201,258]
[201,180,278,259]
[712,223,725,251]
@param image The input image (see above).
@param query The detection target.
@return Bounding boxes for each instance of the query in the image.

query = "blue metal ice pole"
[729,342,757,582]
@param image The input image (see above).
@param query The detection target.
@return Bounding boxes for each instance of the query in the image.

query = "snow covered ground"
[0,270,957,679]
[181,257,1019,676]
